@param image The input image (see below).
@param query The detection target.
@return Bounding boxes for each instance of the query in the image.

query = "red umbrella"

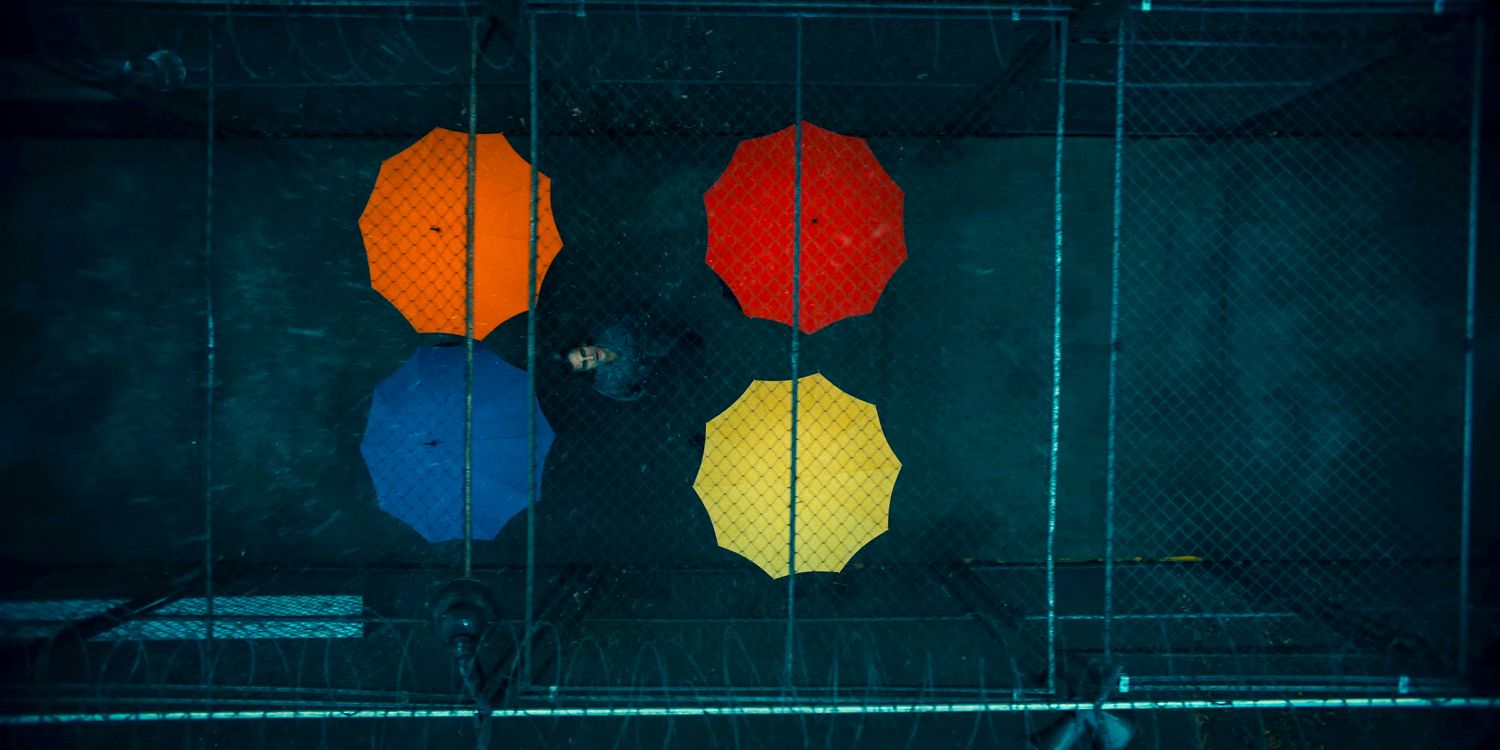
[705,121,906,334]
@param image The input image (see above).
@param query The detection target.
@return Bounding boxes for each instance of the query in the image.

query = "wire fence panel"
[518,7,1063,701]
[1110,9,1478,683]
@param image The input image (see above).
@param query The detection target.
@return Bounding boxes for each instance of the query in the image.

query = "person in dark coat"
[560,314,702,401]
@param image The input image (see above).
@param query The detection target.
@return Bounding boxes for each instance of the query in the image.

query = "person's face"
[567,345,618,372]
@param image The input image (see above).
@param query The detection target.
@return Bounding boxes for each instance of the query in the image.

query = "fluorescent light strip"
[0,596,364,641]
[96,621,362,640]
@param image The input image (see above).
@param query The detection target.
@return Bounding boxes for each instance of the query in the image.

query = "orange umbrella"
[359,128,563,338]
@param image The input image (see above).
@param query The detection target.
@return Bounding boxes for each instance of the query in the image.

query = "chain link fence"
[0,0,1492,747]
[1110,7,1479,685]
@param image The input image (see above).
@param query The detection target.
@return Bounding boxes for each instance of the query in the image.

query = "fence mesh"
[0,0,1492,747]
[1111,10,1477,683]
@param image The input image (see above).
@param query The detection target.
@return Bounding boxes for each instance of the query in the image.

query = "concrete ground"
[0,129,1489,700]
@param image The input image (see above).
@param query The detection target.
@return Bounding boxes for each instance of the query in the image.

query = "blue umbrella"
[361,345,554,542]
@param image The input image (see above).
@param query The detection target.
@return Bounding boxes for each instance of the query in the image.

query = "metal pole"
[1105,17,1125,667]
[523,9,541,692]
[463,15,479,581]
[528,0,1065,12]
[11,696,1500,723]
[1458,16,1483,679]
[1045,15,1068,696]
[785,13,804,692]
[202,20,217,653]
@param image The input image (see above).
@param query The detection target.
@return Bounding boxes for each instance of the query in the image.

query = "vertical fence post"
[523,8,542,693]
[202,19,217,659]
[1046,15,1069,697]
[785,13,805,694]
[1105,18,1125,668]
[463,16,479,581]
[1459,16,1483,680]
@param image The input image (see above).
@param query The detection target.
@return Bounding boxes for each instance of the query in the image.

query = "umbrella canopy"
[361,345,554,542]
[692,373,902,578]
[704,120,906,334]
[359,127,563,338]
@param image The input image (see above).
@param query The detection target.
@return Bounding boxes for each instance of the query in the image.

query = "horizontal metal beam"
[50,0,485,17]
[5,696,1500,723]
[1141,1,1474,14]
[530,1,1063,12]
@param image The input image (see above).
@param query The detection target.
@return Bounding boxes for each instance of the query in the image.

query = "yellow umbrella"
[693,373,902,578]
